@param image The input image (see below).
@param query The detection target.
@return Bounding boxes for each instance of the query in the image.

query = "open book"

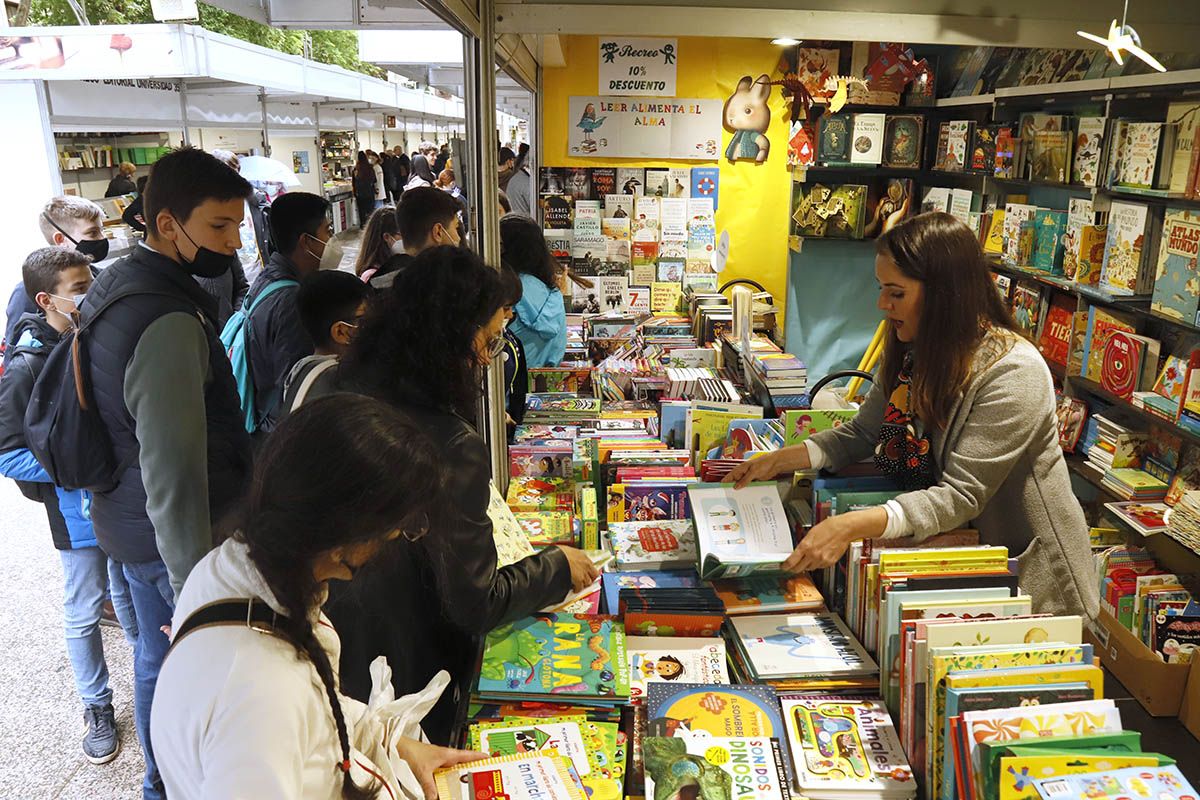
[687,482,796,579]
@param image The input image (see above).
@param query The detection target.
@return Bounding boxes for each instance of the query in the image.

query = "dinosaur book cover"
[643,735,792,800]
[779,695,915,798]
[477,614,631,706]
[645,683,796,786]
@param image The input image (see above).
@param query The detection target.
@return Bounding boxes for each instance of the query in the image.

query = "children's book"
[601,570,701,614]
[477,614,630,706]
[506,477,575,513]
[711,574,825,615]
[489,482,537,567]
[626,636,728,704]
[686,482,795,579]
[471,719,591,777]
[1072,116,1106,186]
[782,409,857,447]
[729,612,878,680]
[607,520,698,570]
[780,695,915,799]
[1103,501,1170,535]
[513,511,576,547]
[1151,207,1200,325]
[433,752,583,800]
[645,682,795,785]
[1101,201,1156,295]
[643,735,792,800]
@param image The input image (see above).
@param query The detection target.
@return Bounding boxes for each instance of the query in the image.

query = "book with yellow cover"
[984,209,1005,254]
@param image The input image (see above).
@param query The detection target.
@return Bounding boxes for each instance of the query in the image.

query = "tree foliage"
[27,0,385,78]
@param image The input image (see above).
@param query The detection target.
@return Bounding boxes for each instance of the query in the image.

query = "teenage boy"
[369,187,464,290]
[243,191,339,433]
[3,196,107,369]
[279,270,369,413]
[80,147,253,800]
[0,248,132,766]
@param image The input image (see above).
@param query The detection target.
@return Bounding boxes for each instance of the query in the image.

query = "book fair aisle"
[434,26,1200,800]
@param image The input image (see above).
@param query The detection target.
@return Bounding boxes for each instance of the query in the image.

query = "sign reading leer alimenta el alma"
[598,37,677,96]
[569,96,721,160]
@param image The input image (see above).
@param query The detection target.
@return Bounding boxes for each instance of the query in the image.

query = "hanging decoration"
[822,75,870,113]
[723,75,773,164]
[1076,0,1166,73]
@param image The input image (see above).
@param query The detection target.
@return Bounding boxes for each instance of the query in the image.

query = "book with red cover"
[1100,331,1150,400]
[1038,293,1075,366]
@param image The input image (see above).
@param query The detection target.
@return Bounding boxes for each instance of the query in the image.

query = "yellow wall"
[543,35,791,316]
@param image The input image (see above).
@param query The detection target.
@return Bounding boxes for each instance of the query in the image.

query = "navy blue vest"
[80,245,251,564]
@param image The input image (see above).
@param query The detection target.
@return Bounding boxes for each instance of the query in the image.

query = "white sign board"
[568,96,722,160]
[598,37,678,96]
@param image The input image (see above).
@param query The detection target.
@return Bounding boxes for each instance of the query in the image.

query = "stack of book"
[1101,467,1169,501]
[1168,490,1200,551]
[726,612,880,691]
[1081,415,1144,480]
[618,584,725,637]
[524,393,602,424]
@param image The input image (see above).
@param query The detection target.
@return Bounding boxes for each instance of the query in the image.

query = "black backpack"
[23,289,174,492]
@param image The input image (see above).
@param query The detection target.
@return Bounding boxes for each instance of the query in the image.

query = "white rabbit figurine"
[723,74,772,164]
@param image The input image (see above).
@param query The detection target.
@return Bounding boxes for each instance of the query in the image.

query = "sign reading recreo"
[598,37,678,96]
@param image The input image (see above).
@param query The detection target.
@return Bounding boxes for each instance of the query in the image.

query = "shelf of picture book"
[538,166,724,316]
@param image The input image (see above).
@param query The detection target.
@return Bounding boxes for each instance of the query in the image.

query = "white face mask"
[390,239,406,255]
[307,233,345,271]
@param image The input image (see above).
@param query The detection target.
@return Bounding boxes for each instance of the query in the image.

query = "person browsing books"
[725,211,1098,620]
[280,270,370,414]
[327,246,598,745]
[151,395,487,799]
[501,214,568,369]
[368,187,465,290]
[354,204,403,283]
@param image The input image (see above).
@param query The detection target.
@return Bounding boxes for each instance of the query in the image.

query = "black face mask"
[42,214,109,262]
[175,222,237,279]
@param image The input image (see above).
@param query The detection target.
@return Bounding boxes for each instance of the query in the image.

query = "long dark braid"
[250,550,374,800]
[228,395,449,798]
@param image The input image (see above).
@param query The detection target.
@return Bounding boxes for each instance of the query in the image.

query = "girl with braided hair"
[150,395,485,798]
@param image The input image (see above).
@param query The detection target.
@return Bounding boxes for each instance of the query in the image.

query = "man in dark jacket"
[0,248,135,767]
[80,147,252,800]
[368,187,464,291]
[243,191,336,434]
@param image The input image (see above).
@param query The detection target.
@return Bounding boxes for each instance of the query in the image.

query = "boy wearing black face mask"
[2,196,107,370]
[76,147,253,800]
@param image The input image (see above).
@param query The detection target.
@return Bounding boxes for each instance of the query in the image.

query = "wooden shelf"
[1065,455,1124,502]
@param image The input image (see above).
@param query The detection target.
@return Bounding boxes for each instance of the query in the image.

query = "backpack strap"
[245,278,299,317]
[290,358,338,413]
[166,597,300,656]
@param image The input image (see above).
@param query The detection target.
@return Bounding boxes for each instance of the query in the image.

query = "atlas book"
[477,613,630,706]
[1151,207,1200,324]
[687,482,796,579]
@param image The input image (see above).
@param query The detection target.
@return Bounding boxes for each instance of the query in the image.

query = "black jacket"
[81,245,251,565]
[196,258,249,330]
[245,252,313,433]
[503,328,528,428]
[105,175,137,198]
[324,399,572,745]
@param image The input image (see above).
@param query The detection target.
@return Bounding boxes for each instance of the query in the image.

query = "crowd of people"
[0,141,583,799]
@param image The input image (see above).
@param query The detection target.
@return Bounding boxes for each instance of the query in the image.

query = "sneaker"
[82,704,119,765]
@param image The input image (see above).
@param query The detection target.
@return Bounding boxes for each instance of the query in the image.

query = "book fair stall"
[419,7,1200,800]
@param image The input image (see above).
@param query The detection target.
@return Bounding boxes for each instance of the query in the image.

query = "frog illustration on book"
[481,615,621,697]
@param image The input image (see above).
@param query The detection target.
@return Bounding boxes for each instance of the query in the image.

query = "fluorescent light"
[771,37,802,46]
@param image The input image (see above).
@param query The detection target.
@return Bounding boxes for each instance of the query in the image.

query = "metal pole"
[463,0,507,489]
[258,87,271,157]
[178,79,191,147]
[533,63,543,225]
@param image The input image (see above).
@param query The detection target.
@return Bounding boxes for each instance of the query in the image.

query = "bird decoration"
[1077,0,1166,72]
[822,75,871,113]
[577,103,607,143]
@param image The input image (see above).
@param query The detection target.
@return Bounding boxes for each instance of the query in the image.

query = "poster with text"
[568,96,722,160]
[598,37,678,96]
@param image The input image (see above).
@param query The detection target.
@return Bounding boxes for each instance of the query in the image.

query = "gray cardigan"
[811,330,1099,620]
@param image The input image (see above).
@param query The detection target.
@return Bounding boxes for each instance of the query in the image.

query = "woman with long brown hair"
[354,204,402,281]
[726,212,1097,618]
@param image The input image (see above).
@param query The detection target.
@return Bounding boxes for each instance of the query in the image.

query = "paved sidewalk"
[0,480,141,799]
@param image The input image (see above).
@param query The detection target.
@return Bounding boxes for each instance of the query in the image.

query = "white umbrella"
[238,155,301,187]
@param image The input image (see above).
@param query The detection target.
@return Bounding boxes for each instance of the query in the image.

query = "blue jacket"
[509,273,566,368]
[0,314,96,550]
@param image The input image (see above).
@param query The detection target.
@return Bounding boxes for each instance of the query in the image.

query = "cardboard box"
[1086,608,1190,716]
[1177,657,1200,740]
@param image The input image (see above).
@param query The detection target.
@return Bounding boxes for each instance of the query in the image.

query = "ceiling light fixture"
[771,38,802,47]
[1076,0,1166,73]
